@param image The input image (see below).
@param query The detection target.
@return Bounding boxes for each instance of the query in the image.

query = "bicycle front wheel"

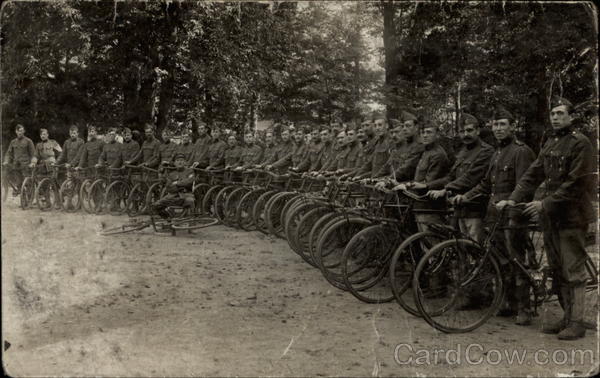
[20,177,35,210]
[413,239,504,333]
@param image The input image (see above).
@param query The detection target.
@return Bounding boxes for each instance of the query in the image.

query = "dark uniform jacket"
[297,140,326,172]
[357,134,391,178]
[465,137,535,219]
[317,141,336,172]
[260,143,280,166]
[225,145,243,167]
[4,136,36,167]
[77,139,104,168]
[428,139,494,217]
[57,137,84,165]
[509,127,595,228]
[164,167,195,194]
[391,137,425,181]
[148,141,177,167]
[240,144,264,169]
[336,141,362,173]
[189,134,212,167]
[207,139,227,169]
[120,139,140,162]
[414,142,451,184]
[130,137,159,167]
[98,141,123,168]
[272,141,306,170]
[34,139,62,164]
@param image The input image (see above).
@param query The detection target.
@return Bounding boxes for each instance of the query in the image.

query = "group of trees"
[1,1,597,153]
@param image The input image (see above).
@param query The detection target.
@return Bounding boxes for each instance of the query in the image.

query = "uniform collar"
[464,138,480,150]
[424,141,437,151]
[498,136,514,148]
[552,126,573,137]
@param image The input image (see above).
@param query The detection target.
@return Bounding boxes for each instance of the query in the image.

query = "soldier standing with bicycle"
[499,97,596,340]
[3,124,36,195]
[455,107,536,325]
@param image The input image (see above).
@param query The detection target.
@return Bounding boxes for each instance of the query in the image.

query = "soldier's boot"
[515,285,532,326]
[497,276,518,317]
[558,286,586,340]
[543,286,571,334]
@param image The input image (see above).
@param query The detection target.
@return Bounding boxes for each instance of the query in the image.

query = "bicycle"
[35,164,66,211]
[2,163,23,202]
[59,166,93,212]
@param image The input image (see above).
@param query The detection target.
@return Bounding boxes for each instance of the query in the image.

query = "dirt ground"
[2,197,599,377]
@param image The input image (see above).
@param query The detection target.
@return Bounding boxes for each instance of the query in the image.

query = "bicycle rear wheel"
[293,206,332,267]
[89,179,107,214]
[59,178,81,212]
[192,183,211,216]
[224,187,248,228]
[389,231,446,316]
[252,190,279,234]
[265,191,296,237]
[413,239,504,333]
[214,185,237,226]
[105,180,129,215]
[79,179,94,213]
[35,178,58,211]
[127,182,148,216]
[202,185,223,217]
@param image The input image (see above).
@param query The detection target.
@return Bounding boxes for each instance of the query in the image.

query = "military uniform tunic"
[57,137,85,165]
[225,145,243,167]
[260,143,280,166]
[77,139,104,169]
[4,136,36,167]
[356,134,391,178]
[207,139,228,169]
[189,134,212,167]
[120,139,140,162]
[176,142,195,163]
[509,127,595,287]
[317,141,336,172]
[297,141,326,172]
[156,141,178,165]
[98,141,123,168]
[34,139,62,164]
[130,137,160,167]
[240,144,264,169]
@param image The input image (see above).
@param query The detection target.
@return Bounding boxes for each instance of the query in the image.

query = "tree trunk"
[382,0,399,119]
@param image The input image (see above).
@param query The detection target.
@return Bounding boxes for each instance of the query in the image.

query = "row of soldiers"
[3,97,595,340]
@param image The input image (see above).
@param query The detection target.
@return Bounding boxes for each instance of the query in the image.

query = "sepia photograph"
[1,0,598,376]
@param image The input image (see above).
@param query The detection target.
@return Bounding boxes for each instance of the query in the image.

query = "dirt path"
[2,199,598,376]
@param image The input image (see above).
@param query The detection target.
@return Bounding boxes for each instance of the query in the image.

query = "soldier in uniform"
[126,124,160,168]
[455,107,536,325]
[355,117,391,181]
[392,122,451,230]
[236,132,263,170]
[120,127,140,163]
[205,127,228,170]
[500,97,595,339]
[77,126,104,169]
[56,125,84,168]
[268,127,307,172]
[294,127,327,173]
[254,131,279,169]
[154,129,178,168]
[318,130,346,176]
[307,128,335,176]
[189,121,212,168]
[224,134,243,169]
[33,128,63,169]
[96,128,123,168]
[3,124,36,193]
[427,113,494,242]
[176,131,195,162]
[334,127,362,175]
[151,153,196,218]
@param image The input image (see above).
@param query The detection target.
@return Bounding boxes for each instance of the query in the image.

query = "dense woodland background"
[1,1,598,153]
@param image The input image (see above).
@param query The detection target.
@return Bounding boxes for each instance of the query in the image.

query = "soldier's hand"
[495,200,515,211]
[392,183,407,192]
[523,201,542,218]
[452,195,467,205]
[428,189,446,199]
[191,162,199,169]
[374,180,387,189]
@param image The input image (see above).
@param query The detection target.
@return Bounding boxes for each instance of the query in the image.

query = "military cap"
[390,118,403,127]
[492,107,513,121]
[460,113,479,127]
[174,153,187,160]
[400,110,417,122]
[550,96,573,109]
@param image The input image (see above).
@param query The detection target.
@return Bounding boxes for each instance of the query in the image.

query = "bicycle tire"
[236,188,268,231]
[192,183,211,215]
[342,224,406,304]
[171,216,219,231]
[202,185,224,217]
[252,190,279,234]
[20,177,35,210]
[285,202,321,253]
[293,206,332,267]
[265,192,297,238]
[79,178,94,213]
[126,182,148,216]
[59,178,81,212]
[315,216,372,291]
[105,180,130,215]
[389,231,446,316]
[35,177,57,211]
[308,212,344,267]
[413,238,504,333]
[145,182,165,214]
[214,185,237,225]
[89,179,107,214]
[224,187,248,228]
